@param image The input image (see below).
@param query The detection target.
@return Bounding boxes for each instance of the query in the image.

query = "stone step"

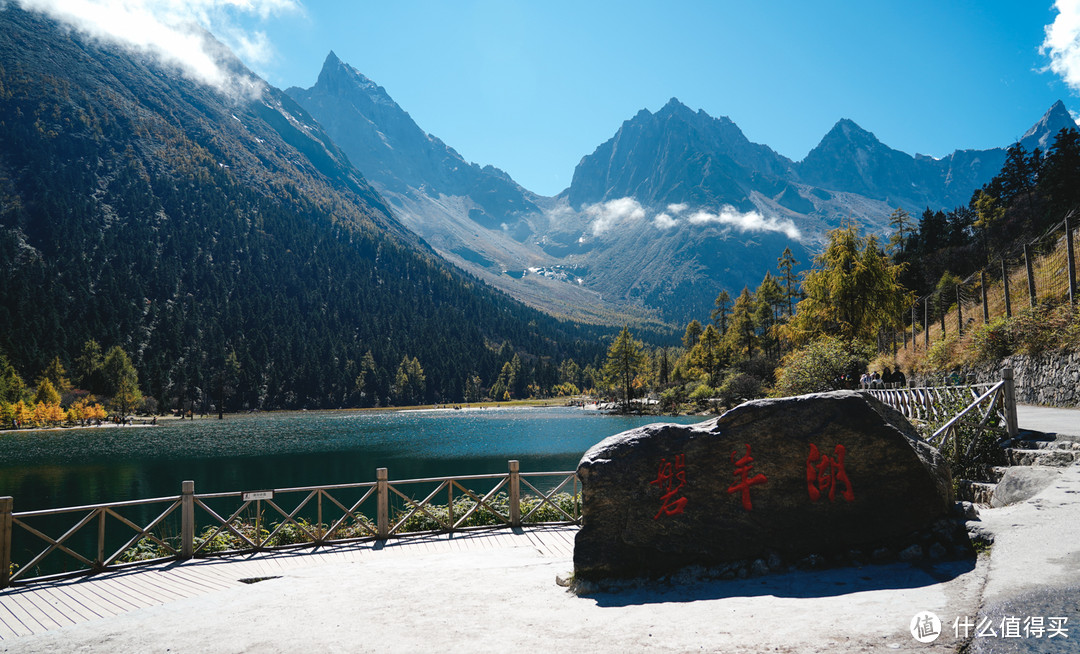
[1004,448,1080,467]
[1012,439,1080,451]
[987,466,1010,483]
[956,480,995,505]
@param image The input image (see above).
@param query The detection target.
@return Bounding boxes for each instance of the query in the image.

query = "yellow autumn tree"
[784,224,911,346]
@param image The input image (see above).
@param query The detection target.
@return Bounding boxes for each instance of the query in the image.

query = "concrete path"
[965,462,1080,653]
[1,529,986,653]
[1016,404,1080,437]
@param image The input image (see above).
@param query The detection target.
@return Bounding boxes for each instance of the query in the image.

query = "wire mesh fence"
[896,213,1078,355]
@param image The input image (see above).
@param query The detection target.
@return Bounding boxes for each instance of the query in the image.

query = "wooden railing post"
[181,481,194,560]
[1,496,12,589]
[508,460,521,527]
[1002,367,1019,439]
[376,468,389,539]
[96,508,106,570]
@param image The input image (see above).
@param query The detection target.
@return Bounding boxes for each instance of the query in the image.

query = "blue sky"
[19,0,1080,197]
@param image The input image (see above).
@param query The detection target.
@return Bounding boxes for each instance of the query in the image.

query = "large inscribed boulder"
[574,391,954,580]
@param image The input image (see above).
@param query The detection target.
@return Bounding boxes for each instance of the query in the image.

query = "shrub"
[967,317,1014,362]
[773,337,873,397]
[917,396,1007,482]
[687,384,716,402]
[926,334,958,371]
[718,372,762,407]
[659,387,684,414]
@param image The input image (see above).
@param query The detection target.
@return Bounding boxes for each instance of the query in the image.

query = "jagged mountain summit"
[288,58,812,324]
[289,52,1076,325]
[286,54,641,325]
[795,101,1078,214]
[1019,100,1078,153]
[0,5,601,408]
[565,98,796,210]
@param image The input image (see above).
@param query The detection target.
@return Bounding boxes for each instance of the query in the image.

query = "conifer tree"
[74,340,104,393]
[887,208,914,251]
[777,247,800,316]
[710,290,732,334]
[34,378,61,406]
[682,320,703,349]
[785,225,910,345]
[0,352,27,404]
[724,287,758,361]
[603,327,646,412]
[41,356,70,392]
[688,324,726,386]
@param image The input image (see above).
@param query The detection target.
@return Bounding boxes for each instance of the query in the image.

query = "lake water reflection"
[0,406,705,511]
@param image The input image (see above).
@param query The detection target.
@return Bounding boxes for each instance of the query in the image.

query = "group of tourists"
[859,366,906,389]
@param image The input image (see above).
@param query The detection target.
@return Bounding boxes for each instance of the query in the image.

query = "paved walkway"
[1016,403,1080,437]
[0,525,575,641]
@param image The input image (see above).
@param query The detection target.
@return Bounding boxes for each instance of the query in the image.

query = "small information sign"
[243,490,274,502]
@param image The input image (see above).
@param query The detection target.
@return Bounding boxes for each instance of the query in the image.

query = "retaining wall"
[937,351,1080,408]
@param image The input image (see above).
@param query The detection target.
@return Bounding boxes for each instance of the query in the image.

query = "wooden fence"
[0,461,579,589]
[865,368,1019,460]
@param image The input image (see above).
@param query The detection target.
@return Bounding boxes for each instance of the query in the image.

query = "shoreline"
[0,397,703,434]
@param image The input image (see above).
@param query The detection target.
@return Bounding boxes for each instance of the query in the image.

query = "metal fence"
[895,213,1078,353]
[0,460,580,588]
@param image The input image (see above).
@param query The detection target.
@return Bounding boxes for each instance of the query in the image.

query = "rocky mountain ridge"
[289,52,1076,324]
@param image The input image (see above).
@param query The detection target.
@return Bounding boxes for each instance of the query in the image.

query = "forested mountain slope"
[0,5,602,410]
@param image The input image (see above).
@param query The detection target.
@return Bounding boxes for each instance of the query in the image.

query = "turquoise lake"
[0,406,705,512]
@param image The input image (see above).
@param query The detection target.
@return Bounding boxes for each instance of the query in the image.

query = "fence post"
[1,496,11,589]
[1025,244,1037,308]
[911,304,917,350]
[376,468,389,539]
[181,481,194,560]
[96,508,106,570]
[508,460,521,527]
[924,297,930,348]
[956,285,964,337]
[1067,213,1077,306]
[1002,258,1012,319]
[981,271,989,324]
[1002,367,1019,439]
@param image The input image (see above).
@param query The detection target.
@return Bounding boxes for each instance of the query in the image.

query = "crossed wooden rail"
[0,461,580,589]
[864,367,1020,460]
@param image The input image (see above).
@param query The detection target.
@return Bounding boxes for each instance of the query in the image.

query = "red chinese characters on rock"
[650,454,688,520]
[806,443,855,502]
[726,443,767,511]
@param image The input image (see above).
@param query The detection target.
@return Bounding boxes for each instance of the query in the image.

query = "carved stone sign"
[574,391,954,580]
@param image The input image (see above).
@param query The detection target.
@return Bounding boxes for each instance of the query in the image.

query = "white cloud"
[1042,0,1080,93]
[653,213,678,230]
[666,203,689,215]
[16,0,300,99]
[542,203,575,228]
[584,197,646,236]
[687,206,801,240]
